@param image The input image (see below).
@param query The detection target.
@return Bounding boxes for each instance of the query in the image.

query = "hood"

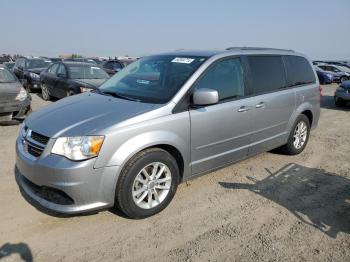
[0,81,22,103]
[72,78,107,88]
[28,67,47,74]
[25,92,161,137]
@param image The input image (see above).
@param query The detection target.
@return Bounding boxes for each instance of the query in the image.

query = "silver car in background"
[15,48,320,218]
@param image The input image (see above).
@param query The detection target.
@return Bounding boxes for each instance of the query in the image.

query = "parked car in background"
[0,55,13,64]
[63,58,97,65]
[48,58,63,63]
[4,62,15,71]
[314,65,346,83]
[16,48,320,218]
[40,62,109,100]
[325,61,350,68]
[101,59,124,76]
[0,65,31,124]
[334,80,350,107]
[13,58,52,91]
[315,69,334,84]
[317,64,349,83]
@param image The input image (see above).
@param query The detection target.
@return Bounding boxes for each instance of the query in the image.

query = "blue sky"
[2,0,349,59]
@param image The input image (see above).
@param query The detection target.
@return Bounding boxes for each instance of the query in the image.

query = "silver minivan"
[16,48,320,218]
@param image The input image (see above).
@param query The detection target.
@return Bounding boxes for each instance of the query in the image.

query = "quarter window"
[247,56,286,94]
[193,58,244,101]
[284,56,316,86]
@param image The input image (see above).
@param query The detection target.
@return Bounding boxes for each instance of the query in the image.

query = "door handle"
[255,102,266,109]
[238,106,250,112]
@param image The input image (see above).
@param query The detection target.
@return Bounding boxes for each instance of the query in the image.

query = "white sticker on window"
[171,57,195,64]
[91,67,100,70]
[137,79,150,85]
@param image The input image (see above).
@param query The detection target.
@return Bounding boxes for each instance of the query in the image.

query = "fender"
[101,130,191,177]
[286,101,314,134]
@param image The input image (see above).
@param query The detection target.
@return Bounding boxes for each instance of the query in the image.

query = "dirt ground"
[0,84,349,262]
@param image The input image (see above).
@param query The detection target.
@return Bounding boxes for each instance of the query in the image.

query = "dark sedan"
[101,59,124,76]
[13,58,52,92]
[0,66,31,125]
[334,80,350,107]
[40,62,109,100]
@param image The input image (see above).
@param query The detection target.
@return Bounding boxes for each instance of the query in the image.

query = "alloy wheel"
[293,121,308,149]
[132,162,172,209]
[41,84,49,100]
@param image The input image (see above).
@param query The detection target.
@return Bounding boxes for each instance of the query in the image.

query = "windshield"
[99,55,207,104]
[26,59,51,69]
[68,65,109,79]
[0,68,17,83]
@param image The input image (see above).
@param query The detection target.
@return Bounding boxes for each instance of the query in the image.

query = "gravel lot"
[0,84,349,262]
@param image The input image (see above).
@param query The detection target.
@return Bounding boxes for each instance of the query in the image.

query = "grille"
[27,144,43,157]
[31,131,49,145]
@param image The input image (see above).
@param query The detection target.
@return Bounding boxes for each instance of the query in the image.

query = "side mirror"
[192,88,219,106]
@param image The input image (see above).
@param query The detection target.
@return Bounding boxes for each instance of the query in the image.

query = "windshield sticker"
[91,67,100,70]
[171,57,195,64]
[137,79,150,85]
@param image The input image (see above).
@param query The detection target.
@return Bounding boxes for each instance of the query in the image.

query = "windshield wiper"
[95,89,140,102]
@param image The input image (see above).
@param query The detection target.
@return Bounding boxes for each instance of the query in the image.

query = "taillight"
[319,85,323,97]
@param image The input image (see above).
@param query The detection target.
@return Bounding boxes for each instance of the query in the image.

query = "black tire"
[115,148,179,219]
[281,114,310,155]
[340,76,348,83]
[335,96,347,107]
[21,79,31,92]
[41,83,51,101]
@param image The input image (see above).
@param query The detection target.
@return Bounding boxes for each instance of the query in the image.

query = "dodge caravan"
[15,48,320,218]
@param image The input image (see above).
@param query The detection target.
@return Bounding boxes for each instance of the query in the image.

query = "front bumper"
[0,97,31,122]
[27,78,41,90]
[15,136,120,214]
[335,90,350,101]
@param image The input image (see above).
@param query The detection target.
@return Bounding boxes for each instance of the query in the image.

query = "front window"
[0,68,17,83]
[68,65,109,79]
[99,55,207,104]
[26,59,51,69]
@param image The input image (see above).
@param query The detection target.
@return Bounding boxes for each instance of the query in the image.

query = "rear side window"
[246,56,286,94]
[284,56,316,86]
[193,58,244,101]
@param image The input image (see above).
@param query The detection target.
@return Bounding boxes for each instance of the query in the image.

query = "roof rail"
[226,47,294,52]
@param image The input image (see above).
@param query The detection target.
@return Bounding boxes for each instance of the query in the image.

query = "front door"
[189,57,253,175]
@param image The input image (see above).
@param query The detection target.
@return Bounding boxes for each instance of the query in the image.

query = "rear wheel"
[41,83,51,101]
[281,115,310,155]
[115,148,179,219]
[340,76,348,83]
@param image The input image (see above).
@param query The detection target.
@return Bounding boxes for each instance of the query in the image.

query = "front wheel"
[340,76,348,83]
[115,148,179,219]
[281,115,310,155]
[41,83,51,101]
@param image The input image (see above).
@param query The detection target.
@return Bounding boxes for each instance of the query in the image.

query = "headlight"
[52,136,104,161]
[15,87,28,101]
[29,72,40,79]
[80,87,93,93]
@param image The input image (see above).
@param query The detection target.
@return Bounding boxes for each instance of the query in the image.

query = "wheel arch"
[100,131,190,182]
